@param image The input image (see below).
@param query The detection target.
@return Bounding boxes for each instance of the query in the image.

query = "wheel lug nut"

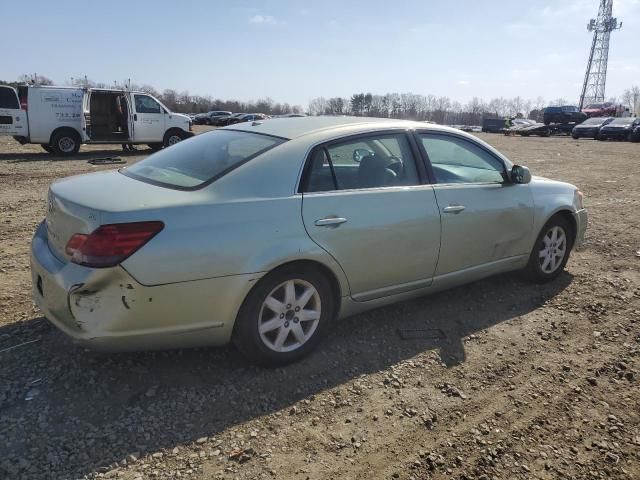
[295,306,300,312]
[294,317,299,323]
[280,313,284,319]
[286,304,291,309]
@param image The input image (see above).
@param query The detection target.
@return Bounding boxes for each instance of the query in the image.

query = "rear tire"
[523,216,573,283]
[571,133,579,140]
[233,265,336,366]
[51,130,80,156]
[40,144,54,153]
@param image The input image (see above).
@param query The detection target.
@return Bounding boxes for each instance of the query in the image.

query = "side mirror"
[510,165,532,184]
[353,148,374,163]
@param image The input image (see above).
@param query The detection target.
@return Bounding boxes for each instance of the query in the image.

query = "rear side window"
[303,133,421,192]
[122,130,285,189]
[0,87,19,109]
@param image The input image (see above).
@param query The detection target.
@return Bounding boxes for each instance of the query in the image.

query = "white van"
[0,85,193,156]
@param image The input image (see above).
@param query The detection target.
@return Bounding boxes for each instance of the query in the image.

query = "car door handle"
[314,217,348,227]
[443,205,465,214]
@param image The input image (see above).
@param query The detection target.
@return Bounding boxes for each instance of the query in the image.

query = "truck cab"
[81,89,193,148]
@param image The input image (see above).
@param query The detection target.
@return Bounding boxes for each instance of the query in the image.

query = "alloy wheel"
[258,279,321,353]
[538,226,567,274]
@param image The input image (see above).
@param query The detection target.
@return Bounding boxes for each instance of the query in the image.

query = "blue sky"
[3,0,638,107]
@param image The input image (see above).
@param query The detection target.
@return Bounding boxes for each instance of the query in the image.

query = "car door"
[416,131,534,276]
[301,131,441,301]
[131,93,165,142]
[0,86,28,136]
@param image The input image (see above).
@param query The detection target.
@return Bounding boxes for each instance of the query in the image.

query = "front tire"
[163,130,184,148]
[40,144,54,153]
[233,265,335,366]
[524,216,573,283]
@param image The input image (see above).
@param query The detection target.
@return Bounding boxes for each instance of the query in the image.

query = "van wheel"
[163,130,184,148]
[51,130,80,156]
[233,265,335,366]
[40,144,54,153]
[523,216,573,283]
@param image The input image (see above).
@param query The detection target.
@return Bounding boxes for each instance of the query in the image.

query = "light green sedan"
[31,117,587,365]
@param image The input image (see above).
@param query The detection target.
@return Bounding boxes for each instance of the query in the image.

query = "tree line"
[3,74,638,124]
[309,88,639,125]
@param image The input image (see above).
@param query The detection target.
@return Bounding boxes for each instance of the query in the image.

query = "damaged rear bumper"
[30,221,260,351]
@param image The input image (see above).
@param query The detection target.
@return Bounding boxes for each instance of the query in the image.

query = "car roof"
[222,115,460,140]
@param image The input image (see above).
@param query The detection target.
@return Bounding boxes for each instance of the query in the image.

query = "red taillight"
[65,221,164,268]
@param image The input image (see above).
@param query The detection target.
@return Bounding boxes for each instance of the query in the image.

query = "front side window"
[303,133,421,192]
[134,94,162,114]
[420,134,506,184]
[122,130,285,189]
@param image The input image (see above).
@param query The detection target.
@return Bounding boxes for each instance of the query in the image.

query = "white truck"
[0,84,193,156]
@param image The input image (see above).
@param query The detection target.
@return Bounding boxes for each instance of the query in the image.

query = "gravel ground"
[0,127,638,480]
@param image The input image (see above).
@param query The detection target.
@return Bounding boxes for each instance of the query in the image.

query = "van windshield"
[121,130,285,190]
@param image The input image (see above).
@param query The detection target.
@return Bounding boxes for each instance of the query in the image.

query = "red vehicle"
[582,102,617,118]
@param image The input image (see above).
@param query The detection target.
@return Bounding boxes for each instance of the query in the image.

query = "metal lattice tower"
[579,0,622,109]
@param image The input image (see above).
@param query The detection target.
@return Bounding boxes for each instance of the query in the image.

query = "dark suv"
[543,106,587,125]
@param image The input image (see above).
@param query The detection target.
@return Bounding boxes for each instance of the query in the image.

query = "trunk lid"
[46,170,207,262]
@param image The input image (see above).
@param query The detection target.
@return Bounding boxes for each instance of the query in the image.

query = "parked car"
[543,106,587,125]
[597,117,640,141]
[193,110,232,125]
[632,125,640,143]
[226,113,269,125]
[0,84,193,155]
[582,102,617,118]
[481,117,504,133]
[571,117,614,139]
[31,117,587,365]
[215,112,246,126]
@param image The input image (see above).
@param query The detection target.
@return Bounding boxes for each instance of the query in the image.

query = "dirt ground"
[0,127,638,480]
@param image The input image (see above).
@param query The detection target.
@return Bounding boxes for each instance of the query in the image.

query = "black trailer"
[482,118,504,133]
[506,122,578,137]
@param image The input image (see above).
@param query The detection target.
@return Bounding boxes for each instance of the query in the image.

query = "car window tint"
[304,133,420,192]
[123,130,284,189]
[420,134,505,184]
[134,94,162,114]
[0,87,19,109]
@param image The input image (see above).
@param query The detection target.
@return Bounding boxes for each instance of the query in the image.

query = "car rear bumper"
[31,221,261,351]
[573,128,598,138]
[573,208,588,248]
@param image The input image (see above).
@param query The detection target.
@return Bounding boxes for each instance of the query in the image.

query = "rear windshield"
[582,117,607,125]
[122,130,285,190]
[0,86,19,109]
[609,118,634,125]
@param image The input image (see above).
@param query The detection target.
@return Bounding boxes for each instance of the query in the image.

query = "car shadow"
[0,148,150,163]
[0,271,573,478]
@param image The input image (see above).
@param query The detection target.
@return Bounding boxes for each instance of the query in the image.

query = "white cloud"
[249,15,277,25]
[456,80,470,85]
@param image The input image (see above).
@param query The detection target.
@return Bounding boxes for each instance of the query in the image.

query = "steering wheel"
[385,156,403,176]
